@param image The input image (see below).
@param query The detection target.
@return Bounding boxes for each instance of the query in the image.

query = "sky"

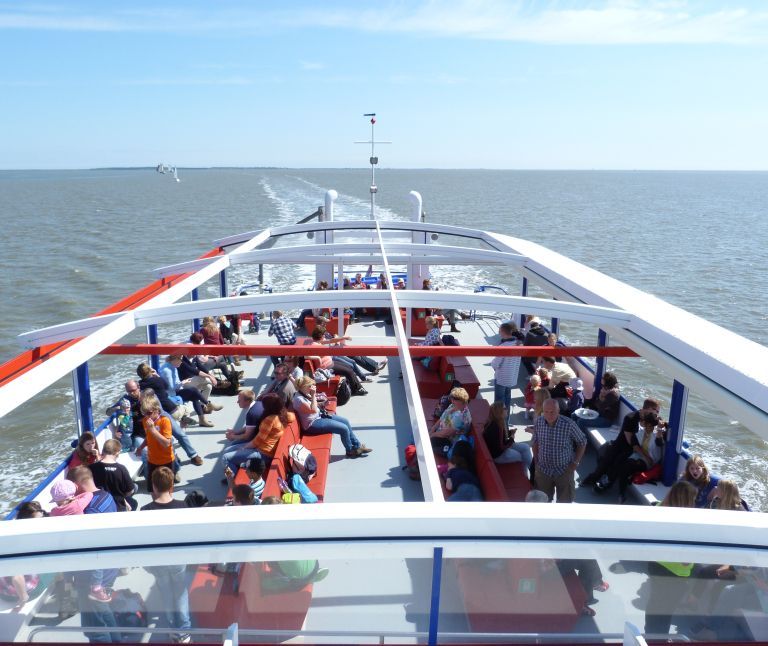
[1,0,768,170]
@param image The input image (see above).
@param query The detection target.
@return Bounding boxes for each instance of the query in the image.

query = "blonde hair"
[425,315,437,328]
[682,455,710,487]
[661,481,697,508]
[712,479,742,511]
[533,387,551,418]
[295,376,316,392]
[237,389,256,404]
[140,394,162,416]
[449,387,469,404]
[529,374,541,388]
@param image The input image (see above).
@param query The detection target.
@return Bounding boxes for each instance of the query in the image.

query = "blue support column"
[147,324,159,372]
[427,547,444,646]
[594,329,608,397]
[219,269,228,298]
[191,288,201,333]
[664,380,688,486]
[551,317,559,336]
[519,277,528,328]
[73,363,94,437]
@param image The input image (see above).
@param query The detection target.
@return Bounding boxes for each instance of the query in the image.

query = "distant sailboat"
[172,167,180,182]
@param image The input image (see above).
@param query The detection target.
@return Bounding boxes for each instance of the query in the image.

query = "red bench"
[412,354,480,400]
[304,314,350,335]
[399,309,444,336]
[302,358,341,397]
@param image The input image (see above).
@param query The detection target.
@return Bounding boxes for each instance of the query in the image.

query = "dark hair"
[75,432,98,463]
[185,490,209,508]
[232,484,255,505]
[642,398,660,411]
[17,501,47,519]
[602,372,618,389]
[261,495,283,505]
[640,411,659,428]
[450,454,471,471]
[152,466,175,494]
[311,327,325,341]
[260,392,288,424]
[542,356,556,364]
[136,362,152,379]
[499,322,518,337]
[246,457,266,478]
[190,331,204,344]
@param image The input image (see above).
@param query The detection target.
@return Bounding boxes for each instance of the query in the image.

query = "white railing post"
[623,622,648,646]
[315,190,337,289]
[223,622,239,646]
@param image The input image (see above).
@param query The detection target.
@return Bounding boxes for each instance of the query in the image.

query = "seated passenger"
[419,316,443,346]
[293,377,371,458]
[225,457,266,503]
[311,319,386,377]
[1,504,47,609]
[709,479,744,511]
[68,432,100,471]
[189,331,239,383]
[137,362,194,426]
[219,314,252,361]
[430,387,472,454]
[225,389,261,446]
[445,454,483,501]
[483,401,533,478]
[565,378,585,415]
[305,327,367,396]
[49,479,92,517]
[541,356,576,399]
[576,371,621,430]
[680,455,720,508]
[221,393,293,472]
[160,354,214,427]
[232,484,256,506]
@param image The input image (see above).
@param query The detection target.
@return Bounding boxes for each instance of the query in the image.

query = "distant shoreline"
[1,167,767,173]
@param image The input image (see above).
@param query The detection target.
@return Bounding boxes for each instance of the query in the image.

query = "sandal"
[580,605,596,617]
[593,580,610,592]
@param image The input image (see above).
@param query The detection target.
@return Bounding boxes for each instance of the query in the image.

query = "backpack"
[441,334,460,347]
[288,444,317,483]
[403,444,420,480]
[212,369,239,396]
[334,378,352,406]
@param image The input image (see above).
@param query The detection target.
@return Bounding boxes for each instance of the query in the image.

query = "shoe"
[208,401,223,411]
[191,456,204,466]
[246,355,253,361]
[173,634,192,644]
[174,473,182,483]
[449,327,461,333]
[312,568,330,583]
[234,358,241,366]
[181,415,197,426]
[358,445,373,453]
[236,370,245,379]
[580,474,597,488]
[345,450,360,458]
[361,377,373,383]
[198,418,214,428]
[377,359,387,370]
[88,587,112,603]
[580,605,596,617]
[353,388,368,396]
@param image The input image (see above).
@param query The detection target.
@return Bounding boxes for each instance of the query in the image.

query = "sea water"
[0,168,766,513]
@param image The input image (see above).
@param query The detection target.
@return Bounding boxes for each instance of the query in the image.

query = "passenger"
[532,383,551,423]
[68,432,100,471]
[541,356,577,399]
[267,309,298,367]
[232,484,256,506]
[284,356,304,383]
[176,353,220,405]
[709,479,744,511]
[523,374,541,419]
[225,457,266,503]
[445,454,483,502]
[491,322,522,412]
[90,439,137,511]
[201,314,234,360]
[312,318,386,376]
[225,389,260,447]
[394,278,406,290]
[1,503,47,609]
[135,395,177,491]
[522,315,541,335]
[112,398,133,452]
[221,393,293,472]
[611,413,665,504]
[137,362,195,426]
[522,320,548,375]
[644,480,697,637]
[564,378,585,415]
[429,387,472,454]
[106,381,145,451]
[306,327,368,396]
[293,377,371,458]
[483,401,533,478]
[189,331,239,383]
[219,314,252,361]
[581,398,661,489]
[576,371,621,431]
[141,467,191,643]
[49,479,92,517]
[68,466,118,514]
[531,399,586,503]
[680,455,721,508]
[418,316,443,346]
[160,354,215,427]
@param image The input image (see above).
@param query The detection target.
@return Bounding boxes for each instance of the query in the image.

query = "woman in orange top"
[136,395,175,491]
[221,393,293,472]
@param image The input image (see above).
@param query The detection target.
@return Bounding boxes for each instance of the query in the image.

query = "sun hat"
[50,479,77,503]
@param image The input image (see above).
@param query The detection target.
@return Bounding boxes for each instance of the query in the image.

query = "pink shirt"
[50,491,93,516]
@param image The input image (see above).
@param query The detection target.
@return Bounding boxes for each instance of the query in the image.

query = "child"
[445,454,483,502]
[49,479,93,517]
[114,398,133,452]
[91,439,137,511]
[224,456,266,503]
[232,484,256,506]
[523,374,541,419]
[135,396,175,492]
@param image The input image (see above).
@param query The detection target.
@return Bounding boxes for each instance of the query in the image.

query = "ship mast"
[355,113,390,220]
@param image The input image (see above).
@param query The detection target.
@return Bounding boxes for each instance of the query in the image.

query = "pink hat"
[50,479,77,503]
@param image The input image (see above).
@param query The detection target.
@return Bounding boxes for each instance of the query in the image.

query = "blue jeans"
[306,414,359,452]
[494,383,512,410]
[222,446,263,472]
[146,564,191,639]
[336,355,366,380]
[495,442,534,477]
[448,483,483,501]
[74,570,120,643]
[165,412,198,459]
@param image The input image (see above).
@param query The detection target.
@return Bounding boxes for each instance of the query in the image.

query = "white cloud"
[300,61,326,71]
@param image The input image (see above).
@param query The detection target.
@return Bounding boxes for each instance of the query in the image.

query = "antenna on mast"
[355,113,391,220]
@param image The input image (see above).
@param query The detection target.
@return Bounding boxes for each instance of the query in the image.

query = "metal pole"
[594,329,608,397]
[665,380,689,486]
[519,277,528,328]
[427,546,444,646]
[72,363,93,437]
[191,288,200,333]
[147,325,160,372]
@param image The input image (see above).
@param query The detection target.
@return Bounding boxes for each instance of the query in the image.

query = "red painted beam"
[100,344,638,358]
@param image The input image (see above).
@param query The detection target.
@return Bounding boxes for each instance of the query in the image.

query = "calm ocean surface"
[0,168,767,513]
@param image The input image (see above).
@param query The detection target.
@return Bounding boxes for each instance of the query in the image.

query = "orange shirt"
[143,415,174,465]
[252,412,294,457]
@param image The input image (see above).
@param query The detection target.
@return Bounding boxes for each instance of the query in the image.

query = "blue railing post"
[428,547,443,646]
[664,380,688,485]
[551,317,559,336]
[72,363,93,437]
[219,269,228,299]
[519,276,528,328]
[191,288,201,333]
[147,324,159,372]
[594,329,608,397]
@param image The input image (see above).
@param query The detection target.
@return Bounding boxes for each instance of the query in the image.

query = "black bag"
[335,378,352,406]
[212,371,239,396]
[441,334,460,346]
